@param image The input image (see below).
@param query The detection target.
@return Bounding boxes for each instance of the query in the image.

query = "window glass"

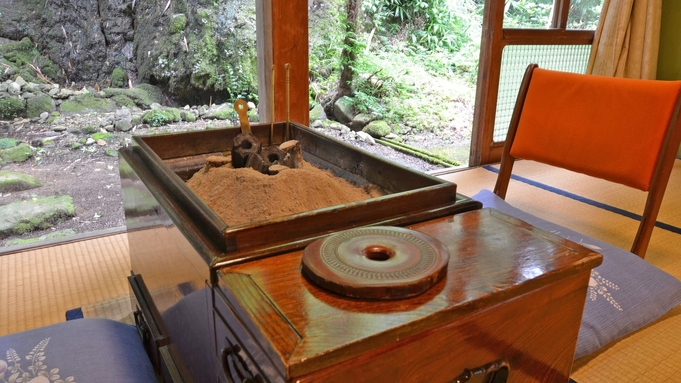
[567,0,604,29]
[503,0,555,29]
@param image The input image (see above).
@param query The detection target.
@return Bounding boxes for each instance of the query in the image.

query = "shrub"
[0,97,26,119]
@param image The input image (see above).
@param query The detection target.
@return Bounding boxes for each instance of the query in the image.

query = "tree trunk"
[333,0,362,104]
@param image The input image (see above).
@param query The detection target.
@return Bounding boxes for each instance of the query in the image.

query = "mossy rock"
[26,94,56,118]
[110,94,137,108]
[0,138,20,150]
[82,125,98,134]
[111,67,128,88]
[0,170,42,192]
[60,94,116,115]
[170,14,187,34]
[363,120,392,138]
[0,142,33,164]
[103,86,163,109]
[92,132,114,142]
[181,111,196,122]
[0,97,26,119]
[5,229,77,247]
[135,84,165,105]
[0,37,61,83]
[204,105,236,120]
[0,195,76,237]
[142,108,181,127]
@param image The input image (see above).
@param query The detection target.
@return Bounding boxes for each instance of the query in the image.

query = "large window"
[470,0,604,166]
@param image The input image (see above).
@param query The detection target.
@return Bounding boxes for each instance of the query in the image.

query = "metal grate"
[493,44,592,142]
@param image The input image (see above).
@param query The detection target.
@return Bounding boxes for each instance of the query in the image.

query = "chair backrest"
[494,64,681,257]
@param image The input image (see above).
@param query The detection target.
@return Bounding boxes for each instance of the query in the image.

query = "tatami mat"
[0,233,131,336]
[2,159,680,382]
[439,159,681,382]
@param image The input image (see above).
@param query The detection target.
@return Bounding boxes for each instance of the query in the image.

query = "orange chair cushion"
[509,68,681,191]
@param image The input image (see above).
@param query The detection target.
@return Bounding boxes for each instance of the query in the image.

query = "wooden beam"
[257,0,309,127]
[469,0,505,166]
[275,0,310,127]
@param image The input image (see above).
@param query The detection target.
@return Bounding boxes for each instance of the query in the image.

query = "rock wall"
[0,0,257,104]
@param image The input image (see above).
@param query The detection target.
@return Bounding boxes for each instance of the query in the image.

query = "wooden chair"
[495,64,681,258]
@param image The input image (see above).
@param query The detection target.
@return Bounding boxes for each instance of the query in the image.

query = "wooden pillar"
[256,0,309,126]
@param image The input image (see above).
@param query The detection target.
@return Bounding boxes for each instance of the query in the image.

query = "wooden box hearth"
[213,209,602,382]
[119,122,482,382]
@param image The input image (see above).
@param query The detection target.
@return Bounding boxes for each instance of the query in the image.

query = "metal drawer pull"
[221,343,264,383]
[452,360,509,383]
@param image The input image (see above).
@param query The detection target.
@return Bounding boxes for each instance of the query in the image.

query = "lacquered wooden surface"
[217,208,602,380]
[123,123,467,261]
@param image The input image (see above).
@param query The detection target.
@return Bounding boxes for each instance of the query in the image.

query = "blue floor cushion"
[0,318,157,383]
[472,189,681,359]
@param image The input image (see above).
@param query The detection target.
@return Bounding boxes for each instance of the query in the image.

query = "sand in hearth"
[186,159,383,227]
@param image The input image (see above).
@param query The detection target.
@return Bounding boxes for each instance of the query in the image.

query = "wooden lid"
[301,226,450,300]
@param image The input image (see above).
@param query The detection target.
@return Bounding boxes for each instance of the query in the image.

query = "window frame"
[469,0,595,166]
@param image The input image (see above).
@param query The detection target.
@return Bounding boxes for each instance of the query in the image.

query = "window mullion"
[551,0,572,29]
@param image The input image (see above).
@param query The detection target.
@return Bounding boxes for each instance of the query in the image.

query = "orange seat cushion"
[509,68,681,191]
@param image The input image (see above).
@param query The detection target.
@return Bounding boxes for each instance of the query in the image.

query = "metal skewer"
[270,65,275,145]
[285,63,291,141]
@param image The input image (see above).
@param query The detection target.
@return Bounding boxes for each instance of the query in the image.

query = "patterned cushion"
[472,189,681,359]
[0,318,157,383]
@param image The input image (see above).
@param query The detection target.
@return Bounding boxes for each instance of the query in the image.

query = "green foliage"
[503,0,601,29]
[309,0,344,103]
[503,0,553,28]
[170,13,187,34]
[0,37,61,83]
[0,97,26,119]
[111,67,128,88]
[363,0,479,53]
[568,0,603,29]
[190,8,258,101]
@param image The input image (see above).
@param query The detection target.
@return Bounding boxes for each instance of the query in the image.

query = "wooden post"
[256,0,309,127]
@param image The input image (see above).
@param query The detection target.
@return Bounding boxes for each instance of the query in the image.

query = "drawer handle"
[452,360,509,383]
[221,344,263,383]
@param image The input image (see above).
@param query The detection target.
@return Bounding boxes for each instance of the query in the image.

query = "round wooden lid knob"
[301,226,450,300]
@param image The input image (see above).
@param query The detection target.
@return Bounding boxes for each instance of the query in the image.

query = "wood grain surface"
[216,208,602,381]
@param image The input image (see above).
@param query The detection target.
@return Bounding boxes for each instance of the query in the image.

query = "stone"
[356,131,376,145]
[0,170,42,192]
[115,119,133,132]
[26,93,56,118]
[333,96,355,124]
[309,103,327,122]
[204,104,235,120]
[0,143,32,164]
[351,113,374,131]
[362,120,392,138]
[0,195,76,237]
[8,82,21,95]
[14,76,26,87]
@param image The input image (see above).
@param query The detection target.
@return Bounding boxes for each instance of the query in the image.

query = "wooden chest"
[212,208,602,382]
